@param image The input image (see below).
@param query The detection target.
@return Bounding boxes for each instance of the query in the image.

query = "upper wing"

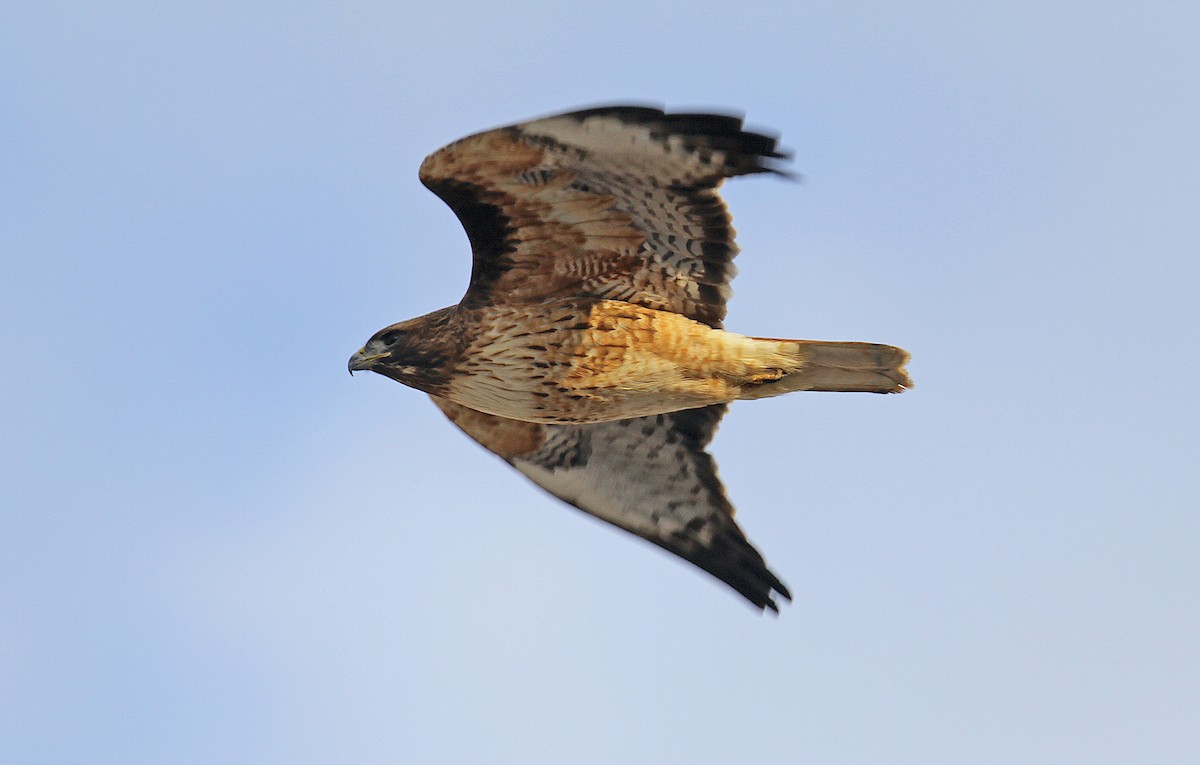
[432,397,791,612]
[419,105,790,329]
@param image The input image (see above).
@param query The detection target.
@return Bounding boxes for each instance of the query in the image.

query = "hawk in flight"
[349,106,911,611]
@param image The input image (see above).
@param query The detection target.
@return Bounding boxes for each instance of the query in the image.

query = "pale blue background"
[4,3,1198,763]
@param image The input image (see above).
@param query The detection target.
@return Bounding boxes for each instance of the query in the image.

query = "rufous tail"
[739,339,912,398]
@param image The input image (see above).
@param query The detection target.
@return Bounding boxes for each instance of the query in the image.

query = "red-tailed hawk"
[350,106,911,611]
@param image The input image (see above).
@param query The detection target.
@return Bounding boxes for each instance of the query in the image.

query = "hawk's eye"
[379,331,401,346]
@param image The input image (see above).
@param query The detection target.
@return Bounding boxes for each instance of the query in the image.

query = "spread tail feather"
[739,339,912,399]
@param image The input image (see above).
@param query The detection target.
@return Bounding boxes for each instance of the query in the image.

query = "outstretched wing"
[432,397,792,612]
[419,104,789,329]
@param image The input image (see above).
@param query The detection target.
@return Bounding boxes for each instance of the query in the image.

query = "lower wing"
[430,397,791,612]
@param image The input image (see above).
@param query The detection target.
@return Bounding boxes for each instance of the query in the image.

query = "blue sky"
[3,2,1198,763]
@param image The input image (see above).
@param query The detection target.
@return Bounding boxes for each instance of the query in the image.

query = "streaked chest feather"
[445,299,753,424]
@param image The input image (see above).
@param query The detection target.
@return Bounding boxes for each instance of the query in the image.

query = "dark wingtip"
[759,573,792,614]
[547,103,795,178]
[768,167,803,182]
[704,549,792,614]
[732,556,792,614]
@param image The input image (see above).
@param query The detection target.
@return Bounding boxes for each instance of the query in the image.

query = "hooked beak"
[348,348,387,375]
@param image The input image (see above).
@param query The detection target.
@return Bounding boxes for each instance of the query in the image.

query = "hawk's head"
[348,308,457,394]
